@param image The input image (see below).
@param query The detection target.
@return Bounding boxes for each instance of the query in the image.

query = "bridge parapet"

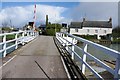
[0,30,38,57]
[56,32,120,79]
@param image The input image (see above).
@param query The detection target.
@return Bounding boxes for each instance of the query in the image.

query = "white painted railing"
[0,30,38,57]
[56,32,120,79]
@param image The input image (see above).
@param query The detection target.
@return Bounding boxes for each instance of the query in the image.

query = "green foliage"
[46,23,62,36]
[46,29,60,36]
[46,29,55,36]
[74,34,97,40]
[5,34,21,40]
[112,27,120,38]
[112,38,120,43]
[47,23,62,29]
[6,34,15,40]
[2,27,12,32]
[112,26,120,43]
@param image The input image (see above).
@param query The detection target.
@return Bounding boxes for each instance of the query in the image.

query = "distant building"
[38,25,46,30]
[38,24,46,35]
[12,28,19,32]
[23,22,34,30]
[61,23,68,32]
[69,18,112,39]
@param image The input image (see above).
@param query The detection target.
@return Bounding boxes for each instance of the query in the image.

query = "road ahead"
[1,36,67,79]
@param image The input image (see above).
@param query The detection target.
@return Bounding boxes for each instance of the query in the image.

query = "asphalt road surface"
[1,36,67,79]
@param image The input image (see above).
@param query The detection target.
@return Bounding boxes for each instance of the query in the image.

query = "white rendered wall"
[70,27,112,39]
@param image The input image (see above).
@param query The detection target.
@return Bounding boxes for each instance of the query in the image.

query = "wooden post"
[3,35,6,57]
[82,43,87,74]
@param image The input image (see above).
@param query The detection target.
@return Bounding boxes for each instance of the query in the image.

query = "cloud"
[0,4,67,27]
[71,2,118,27]
[1,2,118,28]
[118,2,120,26]
[2,0,120,2]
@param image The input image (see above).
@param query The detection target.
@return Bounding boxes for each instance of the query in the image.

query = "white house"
[69,18,112,39]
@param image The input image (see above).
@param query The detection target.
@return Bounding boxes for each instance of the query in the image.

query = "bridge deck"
[1,36,67,79]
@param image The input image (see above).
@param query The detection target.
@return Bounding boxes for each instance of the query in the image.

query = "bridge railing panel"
[56,32,120,79]
[0,30,38,57]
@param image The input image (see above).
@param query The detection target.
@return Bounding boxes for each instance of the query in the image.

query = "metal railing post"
[15,33,18,49]
[35,32,36,37]
[36,32,38,36]
[66,33,69,51]
[27,31,29,37]
[82,43,88,74]
[33,31,34,36]
[114,55,120,79]
[60,33,62,37]
[35,32,36,36]
[32,32,34,36]
[72,38,75,60]
[22,32,25,45]
[3,35,6,57]
[29,31,31,36]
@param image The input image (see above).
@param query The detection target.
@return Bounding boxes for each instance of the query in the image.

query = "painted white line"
[0,55,17,69]
[61,56,71,79]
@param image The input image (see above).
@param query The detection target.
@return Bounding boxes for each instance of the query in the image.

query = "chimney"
[109,17,112,23]
[83,18,85,22]
[46,15,48,27]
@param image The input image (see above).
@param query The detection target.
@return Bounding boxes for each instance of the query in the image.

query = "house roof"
[69,22,82,28]
[69,18,112,29]
[82,21,112,28]
[39,25,46,28]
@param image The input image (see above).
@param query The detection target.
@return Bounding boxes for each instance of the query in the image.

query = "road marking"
[61,56,71,79]
[0,55,17,69]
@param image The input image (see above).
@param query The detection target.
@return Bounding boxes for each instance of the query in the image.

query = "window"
[104,30,106,33]
[75,28,78,32]
[95,30,98,33]
[87,29,89,32]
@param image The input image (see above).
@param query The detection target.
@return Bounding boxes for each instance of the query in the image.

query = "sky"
[0,1,119,28]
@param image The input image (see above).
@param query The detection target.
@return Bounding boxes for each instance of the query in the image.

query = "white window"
[95,30,98,33]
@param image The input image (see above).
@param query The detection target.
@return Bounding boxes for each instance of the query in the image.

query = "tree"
[2,27,11,32]
[112,26,120,38]
[46,23,62,36]
[2,21,12,32]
